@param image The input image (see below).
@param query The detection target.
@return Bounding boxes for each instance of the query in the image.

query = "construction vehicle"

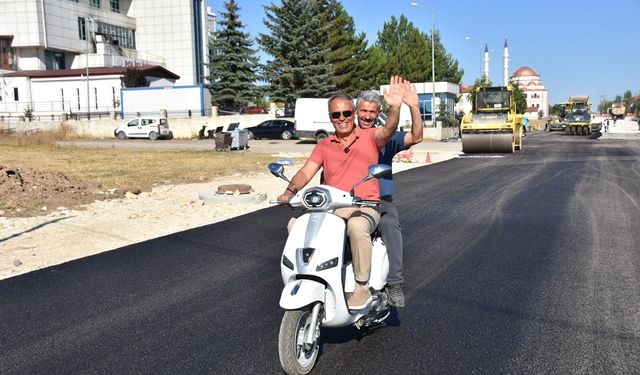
[608,103,625,120]
[562,96,592,135]
[460,85,523,153]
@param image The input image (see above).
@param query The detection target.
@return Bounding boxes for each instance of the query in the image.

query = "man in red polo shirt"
[277,76,405,309]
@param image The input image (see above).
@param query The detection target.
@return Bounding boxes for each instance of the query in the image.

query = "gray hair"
[356,90,381,110]
[327,93,355,112]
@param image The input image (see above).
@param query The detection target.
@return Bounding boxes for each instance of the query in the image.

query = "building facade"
[0,0,216,118]
[0,0,214,84]
[510,66,549,119]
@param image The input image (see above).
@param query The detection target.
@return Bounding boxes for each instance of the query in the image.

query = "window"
[94,87,98,109]
[61,89,65,110]
[110,0,120,13]
[76,88,80,110]
[0,37,12,69]
[45,50,65,70]
[13,87,19,101]
[78,17,86,40]
[90,0,100,8]
[96,22,136,49]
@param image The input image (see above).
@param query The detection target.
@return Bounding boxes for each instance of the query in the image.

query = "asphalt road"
[3,131,640,374]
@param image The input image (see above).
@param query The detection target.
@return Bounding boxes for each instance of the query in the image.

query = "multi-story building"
[0,0,215,118]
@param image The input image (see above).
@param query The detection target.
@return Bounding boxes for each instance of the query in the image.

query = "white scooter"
[269,161,393,375]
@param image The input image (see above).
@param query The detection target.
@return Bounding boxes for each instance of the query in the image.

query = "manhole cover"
[216,184,252,195]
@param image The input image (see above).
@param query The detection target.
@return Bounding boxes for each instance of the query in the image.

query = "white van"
[293,98,333,142]
[114,116,172,140]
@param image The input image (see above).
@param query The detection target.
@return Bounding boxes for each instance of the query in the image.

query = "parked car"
[244,106,266,114]
[114,116,172,140]
[244,119,296,140]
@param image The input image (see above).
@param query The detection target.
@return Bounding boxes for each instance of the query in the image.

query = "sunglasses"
[330,110,354,119]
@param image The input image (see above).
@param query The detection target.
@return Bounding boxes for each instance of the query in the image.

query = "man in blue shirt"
[355,80,423,307]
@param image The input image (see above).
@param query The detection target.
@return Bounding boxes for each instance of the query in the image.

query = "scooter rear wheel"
[278,308,320,375]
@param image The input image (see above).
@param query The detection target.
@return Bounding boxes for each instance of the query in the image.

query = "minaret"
[483,43,489,80]
[503,37,509,86]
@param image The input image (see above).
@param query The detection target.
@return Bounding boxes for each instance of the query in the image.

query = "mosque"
[457,39,549,119]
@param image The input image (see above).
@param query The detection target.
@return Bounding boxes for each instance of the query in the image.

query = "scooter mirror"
[350,164,392,196]
[368,164,391,178]
[268,162,291,183]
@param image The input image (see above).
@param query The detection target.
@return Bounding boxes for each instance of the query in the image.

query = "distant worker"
[522,116,528,136]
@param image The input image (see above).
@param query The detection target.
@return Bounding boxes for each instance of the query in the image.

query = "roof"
[511,66,538,78]
[459,84,474,94]
[4,65,180,80]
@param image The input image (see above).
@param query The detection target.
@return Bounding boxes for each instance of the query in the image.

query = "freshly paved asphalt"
[3,131,640,374]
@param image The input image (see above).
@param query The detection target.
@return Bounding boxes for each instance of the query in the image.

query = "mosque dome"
[511,66,538,78]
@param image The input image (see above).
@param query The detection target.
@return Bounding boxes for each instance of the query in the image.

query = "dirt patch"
[0,164,116,217]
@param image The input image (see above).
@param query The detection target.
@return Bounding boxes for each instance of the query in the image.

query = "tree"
[375,15,430,82]
[623,90,633,113]
[360,46,387,91]
[323,0,369,95]
[120,68,149,88]
[432,29,464,84]
[597,99,613,114]
[207,0,261,112]
[375,16,463,84]
[258,0,334,104]
[511,83,527,114]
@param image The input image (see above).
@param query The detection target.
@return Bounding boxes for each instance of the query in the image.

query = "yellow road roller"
[460,85,523,153]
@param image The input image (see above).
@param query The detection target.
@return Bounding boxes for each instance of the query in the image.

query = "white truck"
[293,97,412,142]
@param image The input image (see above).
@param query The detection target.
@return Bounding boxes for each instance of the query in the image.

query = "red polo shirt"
[309,127,381,200]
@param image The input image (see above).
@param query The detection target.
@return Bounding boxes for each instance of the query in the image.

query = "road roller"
[460,85,523,153]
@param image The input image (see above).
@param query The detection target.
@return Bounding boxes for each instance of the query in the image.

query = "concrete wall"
[0,112,274,139]
[1,113,457,141]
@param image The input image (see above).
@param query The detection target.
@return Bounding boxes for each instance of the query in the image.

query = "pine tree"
[375,16,463,85]
[324,0,369,95]
[511,83,527,114]
[375,15,430,82]
[360,46,387,91]
[258,0,334,104]
[207,0,260,113]
[433,30,463,84]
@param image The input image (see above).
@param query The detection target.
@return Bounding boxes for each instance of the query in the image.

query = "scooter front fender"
[280,279,325,310]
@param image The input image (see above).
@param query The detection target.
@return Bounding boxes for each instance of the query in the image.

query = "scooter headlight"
[316,257,339,271]
[303,189,328,208]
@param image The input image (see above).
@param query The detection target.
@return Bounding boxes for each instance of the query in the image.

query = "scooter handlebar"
[354,200,380,208]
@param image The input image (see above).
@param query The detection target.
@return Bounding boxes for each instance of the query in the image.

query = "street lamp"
[410,2,436,124]
[86,17,95,120]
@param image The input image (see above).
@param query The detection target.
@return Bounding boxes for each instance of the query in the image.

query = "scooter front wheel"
[278,308,320,375]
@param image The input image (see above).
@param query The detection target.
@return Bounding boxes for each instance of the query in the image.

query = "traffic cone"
[425,151,432,163]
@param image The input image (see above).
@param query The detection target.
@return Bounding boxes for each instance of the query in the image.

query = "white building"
[510,66,549,119]
[380,81,460,128]
[0,0,216,118]
[0,0,214,84]
[1,66,180,118]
